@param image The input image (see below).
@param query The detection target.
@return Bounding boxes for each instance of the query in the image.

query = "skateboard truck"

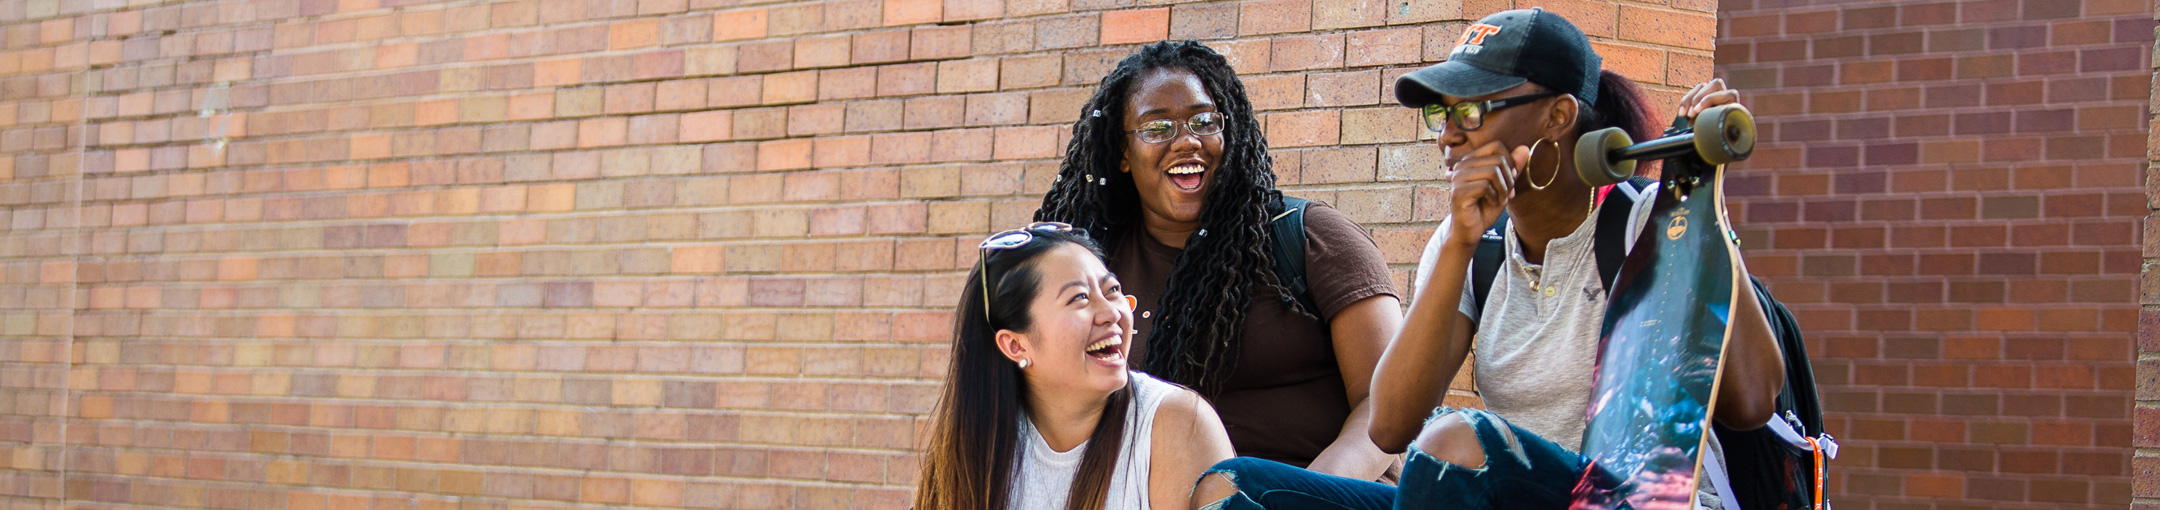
[1573,104,1757,197]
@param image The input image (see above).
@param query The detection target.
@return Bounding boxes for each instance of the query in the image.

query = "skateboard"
[1566,104,1757,510]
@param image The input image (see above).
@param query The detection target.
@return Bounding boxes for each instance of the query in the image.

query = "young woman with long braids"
[1033,41,1402,479]
[914,223,1234,510]
[1189,9,1787,509]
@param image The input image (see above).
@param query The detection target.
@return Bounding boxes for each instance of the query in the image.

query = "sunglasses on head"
[975,222,1136,326]
[979,222,1075,322]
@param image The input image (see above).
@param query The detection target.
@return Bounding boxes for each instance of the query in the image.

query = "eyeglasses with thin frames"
[1129,112,1226,144]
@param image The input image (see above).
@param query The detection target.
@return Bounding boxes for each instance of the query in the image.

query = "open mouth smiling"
[1085,335,1125,363]
[1167,160,1205,191]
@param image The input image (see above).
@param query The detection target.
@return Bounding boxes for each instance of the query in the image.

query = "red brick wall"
[1718,0,2147,508]
[0,0,1716,509]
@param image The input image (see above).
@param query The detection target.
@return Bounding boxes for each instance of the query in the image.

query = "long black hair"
[1576,69,1661,173]
[1032,40,1296,397]
[914,229,1135,510]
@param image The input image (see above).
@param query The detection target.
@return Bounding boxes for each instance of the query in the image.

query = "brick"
[708,76,762,108]
[935,58,999,94]
[911,25,971,60]
[577,117,626,147]
[1270,34,1344,72]
[945,0,1003,22]
[733,108,789,140]
[884,0,941,26]
[1028,87,1092,124]
[794,35,852,69]
[1036,14,1100,49]
[1170,3,1237,40]
[714,9,768,41]
[931,128,995,162]
[770,4,826,36]
[1302,146,1375,183]
[1590,41,1664,86]
[680,111,732,142]
[992,126,1057,160]
[819,67,879,101]
[1245,74,1305,111]
[656,79,708,111]
[1346,28,1420,67]
[852,29,910,64]
[610,19,660,50]
[846,99,906,132]
[685,47,738,75]
[1100,8,1169,45]
[904,96,966,130]
[1265,110,1338,147]
[1311,0,1382,30]
[825,0,883,30]
[535,58,582,87]
[762,71,818,105]
[1617,6,1713,51]
[999,55,1062,90]
[876,62,937,96]
[1537,0,1616,37]
[1387,0,1457,24]
[603,83,656,114]
[974,19,1036,55]
[1240,0,1312,36]
[1305,69,1379,107]
[738,40,795,74]
[787,104,846,136]
[1340,106,1415,145]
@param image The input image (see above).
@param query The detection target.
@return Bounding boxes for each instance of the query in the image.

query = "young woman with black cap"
[1189,8,1786,510]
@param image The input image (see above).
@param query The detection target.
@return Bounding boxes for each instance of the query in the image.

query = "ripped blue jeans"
[1198,408,1587,510]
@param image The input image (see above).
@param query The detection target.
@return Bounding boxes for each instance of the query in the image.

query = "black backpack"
[1265,192,1321,316]
[1465,177,1832,510]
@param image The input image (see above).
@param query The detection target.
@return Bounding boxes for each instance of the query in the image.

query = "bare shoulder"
[1142,383,1234,509]
[1151,387,1209,430]
[1150,386,1232,454]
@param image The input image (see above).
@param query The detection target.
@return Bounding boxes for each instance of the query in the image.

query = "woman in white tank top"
[916,224,1235,510]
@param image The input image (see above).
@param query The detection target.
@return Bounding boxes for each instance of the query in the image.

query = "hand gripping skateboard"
[1566,104,1757,510]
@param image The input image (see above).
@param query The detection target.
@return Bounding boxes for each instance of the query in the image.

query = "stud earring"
[1017,359,1030,369]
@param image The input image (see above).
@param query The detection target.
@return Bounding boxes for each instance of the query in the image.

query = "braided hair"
[1032,41,1298,396]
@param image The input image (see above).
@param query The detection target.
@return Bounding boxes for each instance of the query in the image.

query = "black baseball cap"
[1394,8,1602,108]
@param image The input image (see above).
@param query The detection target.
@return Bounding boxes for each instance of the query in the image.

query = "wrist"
[1443,232,1484,253]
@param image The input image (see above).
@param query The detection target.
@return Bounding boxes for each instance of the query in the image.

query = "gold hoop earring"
[1524,138,1562,190]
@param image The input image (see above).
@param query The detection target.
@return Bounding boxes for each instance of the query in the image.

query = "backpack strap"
[1751,275,1822,435]
[1591,176,1658,289]
[1268,193,1321,316]
[1467,211,1509,329]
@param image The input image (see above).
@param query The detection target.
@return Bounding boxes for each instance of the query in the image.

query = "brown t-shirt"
[1106,201,1397,467]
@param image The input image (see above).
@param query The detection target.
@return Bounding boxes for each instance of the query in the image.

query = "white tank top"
[1008,372,1178,510]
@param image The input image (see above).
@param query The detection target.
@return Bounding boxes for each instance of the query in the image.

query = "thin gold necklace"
[1513,190,1598,294]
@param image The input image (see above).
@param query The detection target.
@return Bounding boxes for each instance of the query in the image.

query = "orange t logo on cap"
[1457,23,1502,47]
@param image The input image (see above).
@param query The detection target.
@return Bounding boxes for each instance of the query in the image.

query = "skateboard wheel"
[1575,127,1635,188]
[1691,104,1756,166]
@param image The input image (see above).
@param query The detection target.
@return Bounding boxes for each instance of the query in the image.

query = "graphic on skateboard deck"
[1567,105,1757,510]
